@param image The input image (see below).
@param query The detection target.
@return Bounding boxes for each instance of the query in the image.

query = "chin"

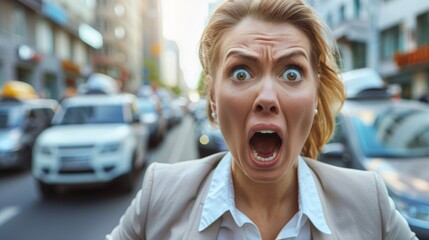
[240,152,295,183]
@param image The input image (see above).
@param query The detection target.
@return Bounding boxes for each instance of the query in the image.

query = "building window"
[339,5,346,23]
[417,11,429,46]
[12,7,28,43]
[354,0,361,18]
[380,25,403,60]
[97,0,110,7]
[352,42,366,68]
[69,36,74,61]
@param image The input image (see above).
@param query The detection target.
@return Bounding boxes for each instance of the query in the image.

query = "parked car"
[190,98,227,157]
[137,96,166,147]
[194,115,228,158]
[32,93,149,197]
[319,96,429,239]
[0,81,58,170]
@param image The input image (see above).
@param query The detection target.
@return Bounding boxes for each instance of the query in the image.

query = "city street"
[0,116,199,240]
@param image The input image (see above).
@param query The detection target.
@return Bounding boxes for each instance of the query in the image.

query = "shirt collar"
[199,152,331,235]
[199,152,234,231]
[297,156,332,234]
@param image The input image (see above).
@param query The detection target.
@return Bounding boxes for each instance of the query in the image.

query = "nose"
[253,79,279,114]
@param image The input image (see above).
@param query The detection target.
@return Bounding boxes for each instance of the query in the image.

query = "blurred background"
[0,0,428,239]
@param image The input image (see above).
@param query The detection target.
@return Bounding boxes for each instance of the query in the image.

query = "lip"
[247,123,284,168]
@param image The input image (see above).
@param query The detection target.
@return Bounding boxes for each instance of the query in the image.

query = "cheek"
[282,92,317,139]
[216,88,250,124]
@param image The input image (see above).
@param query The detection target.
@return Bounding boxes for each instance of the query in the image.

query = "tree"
[143,59,161,85]
[197,71,206,96]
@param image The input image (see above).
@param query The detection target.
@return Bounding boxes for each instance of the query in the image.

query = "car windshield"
[351,107,429,158]
[59,105,125,125]
[0,105,24,129]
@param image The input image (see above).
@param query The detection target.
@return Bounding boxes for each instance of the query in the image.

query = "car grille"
[57,145,94,172]
[59,155,92,174]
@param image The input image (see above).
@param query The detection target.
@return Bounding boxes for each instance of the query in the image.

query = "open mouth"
[249,130,282,162]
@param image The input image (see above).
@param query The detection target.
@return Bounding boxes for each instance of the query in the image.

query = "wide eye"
[232,67,251,81]
[281,68,302,82]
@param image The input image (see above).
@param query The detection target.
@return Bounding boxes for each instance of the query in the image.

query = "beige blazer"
[107,152,417,240]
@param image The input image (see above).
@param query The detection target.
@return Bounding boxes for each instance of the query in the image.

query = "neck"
[232,161,299,214]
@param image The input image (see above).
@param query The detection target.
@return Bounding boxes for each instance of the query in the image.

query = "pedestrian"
[106,0,417,239]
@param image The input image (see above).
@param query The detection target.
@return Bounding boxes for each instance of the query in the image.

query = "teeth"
[257,130,275,134]
[251,149,278,162]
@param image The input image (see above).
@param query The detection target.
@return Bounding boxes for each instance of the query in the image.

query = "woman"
[107,0,417,239]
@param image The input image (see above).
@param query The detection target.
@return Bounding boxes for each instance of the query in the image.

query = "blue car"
[320,97,429,239]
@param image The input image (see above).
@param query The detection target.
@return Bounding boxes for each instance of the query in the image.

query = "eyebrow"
[224,49,309,64]
[274,49,309,64]
[224,49,259,63]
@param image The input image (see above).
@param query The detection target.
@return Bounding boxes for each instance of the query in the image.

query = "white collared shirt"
[199,152,331,239]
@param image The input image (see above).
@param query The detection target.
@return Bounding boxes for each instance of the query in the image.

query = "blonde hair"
[199,0,346,159]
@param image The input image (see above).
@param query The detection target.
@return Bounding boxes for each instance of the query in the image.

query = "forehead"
[219,17,312,59]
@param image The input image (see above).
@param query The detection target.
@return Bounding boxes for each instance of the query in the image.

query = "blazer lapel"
[305,158,337,240]
[182,169,221,240]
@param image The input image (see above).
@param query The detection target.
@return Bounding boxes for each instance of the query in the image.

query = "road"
[0,116,198,240]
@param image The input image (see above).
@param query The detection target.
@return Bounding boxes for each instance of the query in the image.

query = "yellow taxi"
[0,81,58,170]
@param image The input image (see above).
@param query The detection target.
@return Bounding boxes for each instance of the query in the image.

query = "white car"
[32,93,149,197]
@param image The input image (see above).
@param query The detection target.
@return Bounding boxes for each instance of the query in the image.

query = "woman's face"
[210,18,318,183]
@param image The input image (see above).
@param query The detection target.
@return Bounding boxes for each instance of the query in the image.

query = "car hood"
[37,124,130,146]
[366,157,429,200]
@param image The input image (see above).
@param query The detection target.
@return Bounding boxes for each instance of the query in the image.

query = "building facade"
[308,0,429,99]
[0,0,101,100]
[93,0,144,92]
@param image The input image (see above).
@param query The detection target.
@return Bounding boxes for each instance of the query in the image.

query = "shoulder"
[303,158,381,210]
[143,152,226,212]
[147,151,226,186]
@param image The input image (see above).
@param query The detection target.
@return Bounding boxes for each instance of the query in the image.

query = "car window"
[27,108,54,129]
[138,99,156,114]
[0,105,24,129]
[59,105,125,125]
[351,107,429,158]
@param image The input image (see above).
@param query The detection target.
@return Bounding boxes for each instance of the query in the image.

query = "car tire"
[38,180,57,199]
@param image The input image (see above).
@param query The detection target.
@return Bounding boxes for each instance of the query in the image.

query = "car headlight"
[40,146,53,155]
[199,135,210,145]
[393,197,429,222]
[100,142,121,153]
[0,129,22,151]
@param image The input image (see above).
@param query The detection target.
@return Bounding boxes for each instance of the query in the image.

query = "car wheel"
[38,180,57,199]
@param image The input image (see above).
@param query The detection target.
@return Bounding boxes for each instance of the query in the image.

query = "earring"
[211,112,217,119]
[314,109,318,115]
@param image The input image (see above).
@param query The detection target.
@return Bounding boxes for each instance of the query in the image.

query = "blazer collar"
[182,153,224,240]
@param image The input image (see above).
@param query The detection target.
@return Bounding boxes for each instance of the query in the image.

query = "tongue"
[250,134,279,158]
